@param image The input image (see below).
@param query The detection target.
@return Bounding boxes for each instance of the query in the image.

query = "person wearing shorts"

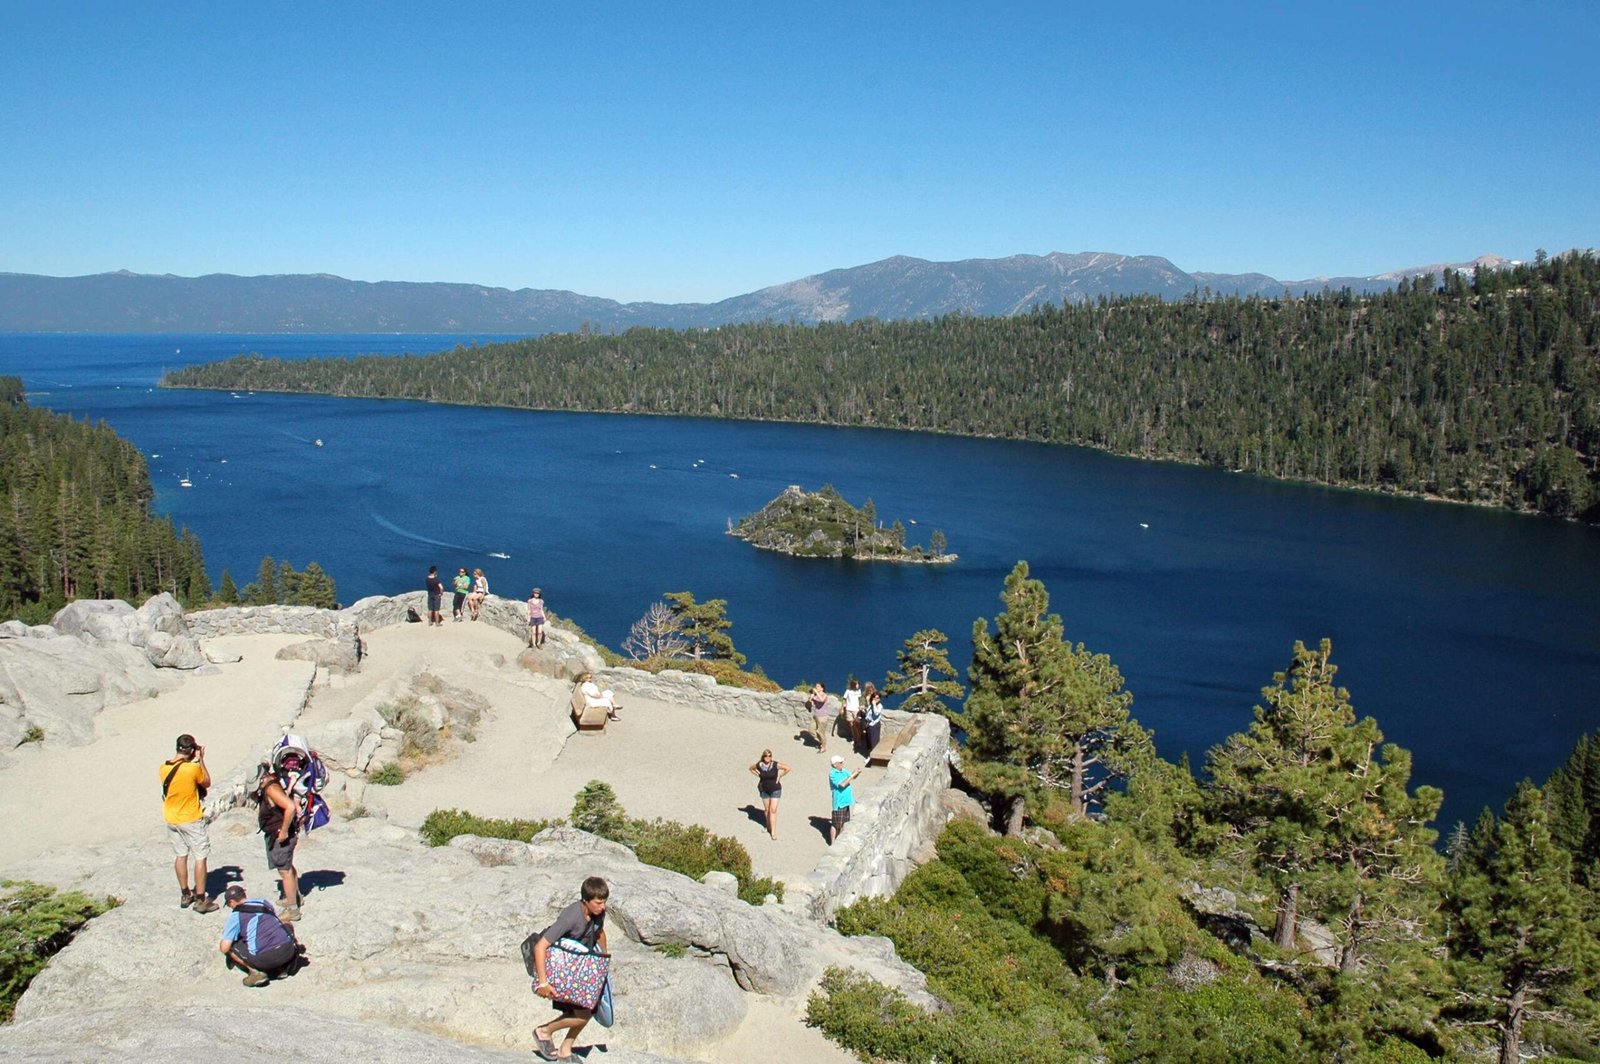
[258,755,303,920]
[451,567,471,621]
[749,749,791,841]
[528,588,547,648]
[828,755,861,845]
[160,733,218,913]
[218,884,301,986]
[425,565,445,627]
[808,682,831,753]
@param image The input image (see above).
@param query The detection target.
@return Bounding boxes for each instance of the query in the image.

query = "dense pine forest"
[0,377,210,622]
[804,562,1600,1064]
[165,252,1600,520]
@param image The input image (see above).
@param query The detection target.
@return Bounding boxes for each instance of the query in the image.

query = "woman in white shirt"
[580,673,621,720]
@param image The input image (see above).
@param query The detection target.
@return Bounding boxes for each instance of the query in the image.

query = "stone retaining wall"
[795,711,951,919]
[597,667,815,728]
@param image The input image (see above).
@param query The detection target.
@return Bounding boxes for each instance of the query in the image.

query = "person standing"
[808,682,831,754]
[451,566,471,622]
[160,733,218,912]
[828,755,862,845]
[527,588,547,648]
[863,686,885,755]
[532,876,611,1061]
[748,749,791,841]
[468,567,489,620]
[842,679,863,753]
[425,565,445,627]
[217,884,301,986]
[258,753,304,921]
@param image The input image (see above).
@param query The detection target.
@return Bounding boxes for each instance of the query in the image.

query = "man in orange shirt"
[160,733,218,913]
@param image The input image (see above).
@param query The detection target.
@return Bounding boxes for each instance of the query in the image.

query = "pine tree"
[245,555,277,605]
[662,591,746,666]
[1543,731,1600,883]
[1203,639,1443,961]
[882,628,964,716]
[295,561,338,608]
[963,561,1149,832]
[1446,782,1600,1064]
[217,569,238,604]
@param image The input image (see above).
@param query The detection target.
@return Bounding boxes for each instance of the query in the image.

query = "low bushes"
[1,880,119,1022]
[419,808,554,847]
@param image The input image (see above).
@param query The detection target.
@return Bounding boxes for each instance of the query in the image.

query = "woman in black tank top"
[748,750,791,841]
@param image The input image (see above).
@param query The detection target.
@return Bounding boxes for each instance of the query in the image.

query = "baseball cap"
[831,755,844,765]
[176,734,197,753]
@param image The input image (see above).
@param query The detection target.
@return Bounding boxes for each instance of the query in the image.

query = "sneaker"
[180,889,193,909]
[242,971,270,987]
[279,905,301,922]
[191,895,219,914]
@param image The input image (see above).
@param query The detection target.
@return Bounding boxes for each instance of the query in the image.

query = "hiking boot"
[242,971,270,987]
[180,889,194,909]
[191,895,219,914]
[279,905,301,922]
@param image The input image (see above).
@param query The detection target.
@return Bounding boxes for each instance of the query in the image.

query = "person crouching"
[218,884,301,987]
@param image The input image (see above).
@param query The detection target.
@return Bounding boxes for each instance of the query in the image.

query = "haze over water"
[5,331,1598,831]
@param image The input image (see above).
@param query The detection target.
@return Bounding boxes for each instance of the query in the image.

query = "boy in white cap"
[828,755,862,844]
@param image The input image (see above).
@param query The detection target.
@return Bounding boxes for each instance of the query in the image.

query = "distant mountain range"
[0,251,1516,335]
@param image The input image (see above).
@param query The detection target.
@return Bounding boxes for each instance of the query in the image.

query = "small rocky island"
[729,484,956,563]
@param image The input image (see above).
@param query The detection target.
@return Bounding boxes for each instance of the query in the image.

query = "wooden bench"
[867,715,920,767]
[570,686,609,734]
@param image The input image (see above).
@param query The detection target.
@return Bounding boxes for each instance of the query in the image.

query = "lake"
[4,331,1598,831]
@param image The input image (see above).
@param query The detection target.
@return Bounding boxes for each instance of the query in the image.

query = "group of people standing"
[159,733,309,987]
[420,566,551,651]
[807,678,884,756]
[423,565,491,625]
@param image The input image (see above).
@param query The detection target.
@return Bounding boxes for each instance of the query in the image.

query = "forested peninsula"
[164,252,1600,521]
[0,377,210,622]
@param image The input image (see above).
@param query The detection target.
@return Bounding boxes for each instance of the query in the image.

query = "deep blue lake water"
[4,331,1598,831]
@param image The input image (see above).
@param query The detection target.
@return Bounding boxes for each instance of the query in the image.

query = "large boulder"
[0,635,176,748]
[51,595,205,670]
[516,640,604,681]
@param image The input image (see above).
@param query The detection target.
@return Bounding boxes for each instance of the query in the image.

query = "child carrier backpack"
[252,735,332,833]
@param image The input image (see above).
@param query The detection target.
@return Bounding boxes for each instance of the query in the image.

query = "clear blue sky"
[2,1,1595,303]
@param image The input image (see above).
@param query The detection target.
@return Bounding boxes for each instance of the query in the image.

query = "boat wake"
[370,512,479,553]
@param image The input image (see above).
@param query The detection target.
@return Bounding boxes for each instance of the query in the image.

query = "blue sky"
[2,2,1595,303]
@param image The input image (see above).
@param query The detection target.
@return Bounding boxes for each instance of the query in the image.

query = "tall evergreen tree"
[1446,781,1600,1064]
[1204,639,1443,960]
[217,569,238,604]
[245,555,277,605]
[963,561,1149,832]
[882,628,964,716]
[295,561,338,608]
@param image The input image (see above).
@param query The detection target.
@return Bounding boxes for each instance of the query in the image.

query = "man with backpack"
[217,884,302,986]
[159,733,218,913]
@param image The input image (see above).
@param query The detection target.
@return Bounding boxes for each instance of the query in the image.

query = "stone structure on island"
[729,484,955,563]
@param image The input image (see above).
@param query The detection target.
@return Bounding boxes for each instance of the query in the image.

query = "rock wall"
[798,712,952,920]
[599,668,816,728]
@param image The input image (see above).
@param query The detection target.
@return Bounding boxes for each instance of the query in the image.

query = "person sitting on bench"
[580,673,622,721]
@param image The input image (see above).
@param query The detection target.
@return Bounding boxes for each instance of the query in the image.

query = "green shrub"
[369,763,406,786]
[1,880,119,1022]
[18,725,44,746]
[419,808,554,847]
[806,966,1102,1064]
[347,804,370,820]
[655,941,687,959]
[1092,975,1311,1064]
[570,781,630,839]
